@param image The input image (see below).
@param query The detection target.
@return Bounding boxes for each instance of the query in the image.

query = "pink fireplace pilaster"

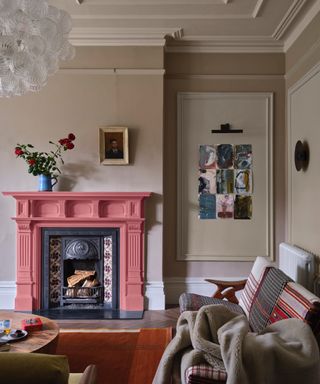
[3,192,151,312]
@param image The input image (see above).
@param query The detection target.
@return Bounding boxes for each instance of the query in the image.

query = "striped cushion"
[186,364,227,384]
[238,256,274,317]
[249,267,292,333]
[268,282,320,344]
[179,293,245,315]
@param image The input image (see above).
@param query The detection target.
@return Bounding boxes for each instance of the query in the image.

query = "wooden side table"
[0,311,59,353]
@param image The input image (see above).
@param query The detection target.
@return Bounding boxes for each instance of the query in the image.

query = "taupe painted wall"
[0,47,164,284]
[286,11,320,88]
[164,52,286,279]
[286,11,320,266]
[2,25,319,302]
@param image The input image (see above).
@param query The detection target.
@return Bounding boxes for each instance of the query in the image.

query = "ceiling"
[50,0,320,52]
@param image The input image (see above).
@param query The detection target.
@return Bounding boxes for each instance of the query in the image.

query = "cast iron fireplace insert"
[36,228,142,319]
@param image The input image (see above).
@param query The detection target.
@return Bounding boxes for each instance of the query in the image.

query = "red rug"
[55,328,172,384]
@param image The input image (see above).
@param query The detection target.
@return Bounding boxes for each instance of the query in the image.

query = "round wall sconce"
[294,140,309,171]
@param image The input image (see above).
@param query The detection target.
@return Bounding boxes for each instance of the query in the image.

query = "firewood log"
[74,270,95,276]
[77,278,100,296]
[67,271,95,287]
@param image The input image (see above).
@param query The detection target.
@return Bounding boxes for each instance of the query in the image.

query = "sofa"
[0,353,97,384]
[178,256,320,384]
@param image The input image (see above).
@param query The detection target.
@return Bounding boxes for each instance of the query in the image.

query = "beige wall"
[2,21,319,303]
[286,11,320,267]
[286,11,320,88]
[0,47,164,285]
[164,52,286,279]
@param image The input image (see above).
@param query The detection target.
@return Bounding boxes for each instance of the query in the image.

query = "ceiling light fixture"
[0,0,75,97]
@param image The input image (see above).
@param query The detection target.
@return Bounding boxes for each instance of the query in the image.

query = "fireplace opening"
[42,228,119,311]
[62,237,104,306]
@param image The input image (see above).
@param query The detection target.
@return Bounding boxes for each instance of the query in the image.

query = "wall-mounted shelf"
[211,123,243,134]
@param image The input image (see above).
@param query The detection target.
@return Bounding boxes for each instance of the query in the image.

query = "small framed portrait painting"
[99,126,129,165]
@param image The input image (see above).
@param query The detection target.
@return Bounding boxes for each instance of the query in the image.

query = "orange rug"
[55,328,172,384]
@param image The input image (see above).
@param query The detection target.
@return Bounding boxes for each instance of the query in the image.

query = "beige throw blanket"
[153,305,320,384]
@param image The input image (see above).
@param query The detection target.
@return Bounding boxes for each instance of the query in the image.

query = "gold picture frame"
[99,126,129,165]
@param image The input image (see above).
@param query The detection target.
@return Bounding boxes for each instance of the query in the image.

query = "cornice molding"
[165,36,284,53]
[75,0,228,4]
[67,1,318,53]
[283,0,320,52]
[252,0,265,18]
[69,27,183,46]
[272,0,308,41]
[165,74,284,80]
[59,69,165,75]
[285,35,320,80]
[72,13,252,20]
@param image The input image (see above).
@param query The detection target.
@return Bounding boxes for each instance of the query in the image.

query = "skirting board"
[144,281,166,310]
[0,279,247,309]
[0,281,16,310]
[0,280,167,311]
[164,277,246,305]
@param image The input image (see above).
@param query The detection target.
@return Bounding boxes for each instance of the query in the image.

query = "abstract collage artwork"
[198,144,253,220]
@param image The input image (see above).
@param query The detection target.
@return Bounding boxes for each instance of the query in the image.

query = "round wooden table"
[0,311,59,353]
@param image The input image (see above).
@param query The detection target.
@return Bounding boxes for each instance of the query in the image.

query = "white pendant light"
[0,0,75,97]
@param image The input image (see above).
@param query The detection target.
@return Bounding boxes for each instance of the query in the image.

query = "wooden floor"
[56,307,180,329]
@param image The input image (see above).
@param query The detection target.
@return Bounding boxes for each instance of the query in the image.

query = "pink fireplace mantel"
[3,192,151,312]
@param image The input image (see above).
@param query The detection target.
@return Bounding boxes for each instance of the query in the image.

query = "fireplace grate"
[62,286,104,304]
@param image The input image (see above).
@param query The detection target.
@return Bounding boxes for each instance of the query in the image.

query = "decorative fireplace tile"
[48,234,113,307]
[49,237,62,305]
[104,236,113,303]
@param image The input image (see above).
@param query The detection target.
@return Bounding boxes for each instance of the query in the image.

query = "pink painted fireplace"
[3,192,151,312]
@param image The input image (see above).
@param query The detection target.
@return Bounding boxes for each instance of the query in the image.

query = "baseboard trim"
[164,277,246,304]
[144,281,166,310]
[0,278,247,310]
[0,281,16,309]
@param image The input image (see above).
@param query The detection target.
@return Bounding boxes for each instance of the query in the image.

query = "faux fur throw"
[153,304,320,384]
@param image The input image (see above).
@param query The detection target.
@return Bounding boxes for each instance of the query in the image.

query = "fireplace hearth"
[3,191,151,319]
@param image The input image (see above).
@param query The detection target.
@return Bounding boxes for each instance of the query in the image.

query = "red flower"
[15,133,76,178]
[15,148,24,156]
[66,142,74,150]
[58,138,68,145]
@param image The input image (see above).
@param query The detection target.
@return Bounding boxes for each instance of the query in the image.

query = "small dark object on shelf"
[211,123,243,134]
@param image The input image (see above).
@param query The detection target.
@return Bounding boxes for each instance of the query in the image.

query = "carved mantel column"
[15,220,34,310]
[126,222,144,310]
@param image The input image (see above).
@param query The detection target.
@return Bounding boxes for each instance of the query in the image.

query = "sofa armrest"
[205,279,247,304]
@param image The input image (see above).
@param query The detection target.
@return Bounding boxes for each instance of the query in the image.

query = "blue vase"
[38,175,57,191]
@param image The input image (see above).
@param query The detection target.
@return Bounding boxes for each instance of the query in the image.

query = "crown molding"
[68,26,285,52]
[69,27,183,46]
[285,35,320,80]
[165,36,284,53]
[69,27,283,52]
[165,74,284,80]
[68,0,318,52]
[75,0,228,4]
[272,0,308,41]
[72,13,252,20]
[59,69,165,75]
[252,0,265,18]
[283,0,320,52]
